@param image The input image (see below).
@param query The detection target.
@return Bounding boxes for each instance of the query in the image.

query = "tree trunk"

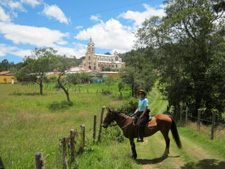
[40,81,43,95]
[57,76,71,103]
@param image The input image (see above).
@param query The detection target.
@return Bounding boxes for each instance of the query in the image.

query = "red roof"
[0,71,11,75]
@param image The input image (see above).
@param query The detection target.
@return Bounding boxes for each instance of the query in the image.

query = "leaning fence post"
[197,109,201,131]
[98,106,105,142]
[93,115,97,143]
[0,157,4,169]
[35,153,44,169]
[80,124,85,151]
[61,137,68,169]
[211,110,216,140]
[70,129,75,162]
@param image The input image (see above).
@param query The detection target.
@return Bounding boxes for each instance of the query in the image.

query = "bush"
[101,89,112,95]
[48,101,73,111]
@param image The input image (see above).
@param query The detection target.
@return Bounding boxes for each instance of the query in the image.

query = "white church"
[82,38,125,71]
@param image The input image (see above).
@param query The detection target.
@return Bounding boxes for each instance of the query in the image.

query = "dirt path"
[135,131,225,169]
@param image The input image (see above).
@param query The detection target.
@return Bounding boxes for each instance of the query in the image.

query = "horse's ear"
[106,107,111,112]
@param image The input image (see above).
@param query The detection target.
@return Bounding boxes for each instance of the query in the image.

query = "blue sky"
[0,0,165,64]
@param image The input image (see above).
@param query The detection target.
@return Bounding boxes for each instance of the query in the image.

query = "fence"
[178,107,225,140]
[33,106,106,169]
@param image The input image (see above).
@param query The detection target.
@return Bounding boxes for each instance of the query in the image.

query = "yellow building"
[0,71,17,84]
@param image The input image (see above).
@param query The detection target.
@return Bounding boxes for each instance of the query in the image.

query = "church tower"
[83,37,96,70]
[86,37,95,54]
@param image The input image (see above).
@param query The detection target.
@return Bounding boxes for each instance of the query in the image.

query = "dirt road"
[135,128,225,169]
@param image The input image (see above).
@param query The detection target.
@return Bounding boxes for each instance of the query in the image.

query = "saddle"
[132,116,157,127]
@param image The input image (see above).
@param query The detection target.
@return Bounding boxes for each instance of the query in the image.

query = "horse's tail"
[169,116,182,149]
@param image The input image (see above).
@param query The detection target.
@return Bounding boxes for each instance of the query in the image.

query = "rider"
[133,89,150,142]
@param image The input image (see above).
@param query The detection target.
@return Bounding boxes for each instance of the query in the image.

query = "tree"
[15,48,57,95]
[55,55,74,103]
[120,49,156,97]
[136,0,225,120]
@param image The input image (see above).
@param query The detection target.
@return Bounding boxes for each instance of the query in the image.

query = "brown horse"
[102,108,182,159]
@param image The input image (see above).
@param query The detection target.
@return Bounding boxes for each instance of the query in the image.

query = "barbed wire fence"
[177,107,225,140]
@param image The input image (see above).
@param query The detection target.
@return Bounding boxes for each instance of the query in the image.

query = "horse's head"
[103,107,116,128]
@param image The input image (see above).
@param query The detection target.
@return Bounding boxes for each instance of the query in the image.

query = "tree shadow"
[181,159,225,169]
[10,92,43,96]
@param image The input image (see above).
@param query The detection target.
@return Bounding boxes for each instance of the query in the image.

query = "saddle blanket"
[147,117,157,127]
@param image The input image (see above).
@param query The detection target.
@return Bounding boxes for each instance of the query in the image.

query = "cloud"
[119,4,165,27]
[55,43,86,58]
[75,19,135,53]
[90,15,101,22]
[21,0,41,8]
[42,4,69,24]
[0,22,69,48]
[0,6,11,22]
[0,44,32,58]
[75,26,83,30]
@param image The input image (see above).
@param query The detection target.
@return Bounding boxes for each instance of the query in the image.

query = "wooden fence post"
[35,153,44,169]
[0,157,4,169]
[211,110,216,140]
[93,115,97,143]
[61,137,68,169]
[197,109,201,131]
[70,129,75,162]
[80,124,85,151]
[98,106,105,142]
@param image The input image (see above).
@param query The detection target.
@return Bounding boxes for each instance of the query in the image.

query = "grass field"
[0,83,224,169]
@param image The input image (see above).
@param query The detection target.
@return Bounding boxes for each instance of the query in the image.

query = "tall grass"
[0,83,126,168]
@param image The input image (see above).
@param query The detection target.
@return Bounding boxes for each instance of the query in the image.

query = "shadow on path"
[136,155,176,165]
[181,159,225,169]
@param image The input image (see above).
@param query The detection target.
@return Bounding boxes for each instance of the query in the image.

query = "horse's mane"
[111,109,131,119]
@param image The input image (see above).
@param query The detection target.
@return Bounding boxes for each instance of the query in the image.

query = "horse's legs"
[161,130,170,157]
[129,139,137,159]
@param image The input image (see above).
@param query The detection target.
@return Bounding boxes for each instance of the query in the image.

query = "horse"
[102,108,182,159]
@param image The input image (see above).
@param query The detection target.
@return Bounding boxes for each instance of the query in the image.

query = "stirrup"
[137,137,144,142]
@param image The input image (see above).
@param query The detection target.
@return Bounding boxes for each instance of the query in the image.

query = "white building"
[82,38,125,71]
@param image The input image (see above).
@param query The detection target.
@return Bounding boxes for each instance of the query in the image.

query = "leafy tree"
[136,0,225,120]
[120,49,156,97]
[15,48,56,95]
[55,55,74,103]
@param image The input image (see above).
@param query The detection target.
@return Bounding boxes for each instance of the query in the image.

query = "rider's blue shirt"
[138,97,149,112]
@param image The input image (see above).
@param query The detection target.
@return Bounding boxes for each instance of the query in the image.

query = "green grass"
[1,82,224,169]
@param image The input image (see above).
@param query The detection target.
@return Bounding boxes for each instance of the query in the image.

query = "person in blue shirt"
[133,89,150,142]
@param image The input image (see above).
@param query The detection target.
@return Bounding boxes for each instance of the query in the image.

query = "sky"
[0,0,165,64]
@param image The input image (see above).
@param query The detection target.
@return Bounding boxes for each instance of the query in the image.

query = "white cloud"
[75,19,135,53]
[21,0,41,8]
[42,4,69,24]
[0,44,32,58]
[119,4,165,27]
[8,0,26,12]
[0,6,11,22]
[75,26,83,30]
[0,22,69,47]
[90,15,101,22]
[55,43,86,58]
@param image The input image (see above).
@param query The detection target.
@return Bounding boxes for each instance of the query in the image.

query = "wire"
[38,0,152,26]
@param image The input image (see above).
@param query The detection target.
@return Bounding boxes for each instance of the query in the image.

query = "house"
[0,71,17,84]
